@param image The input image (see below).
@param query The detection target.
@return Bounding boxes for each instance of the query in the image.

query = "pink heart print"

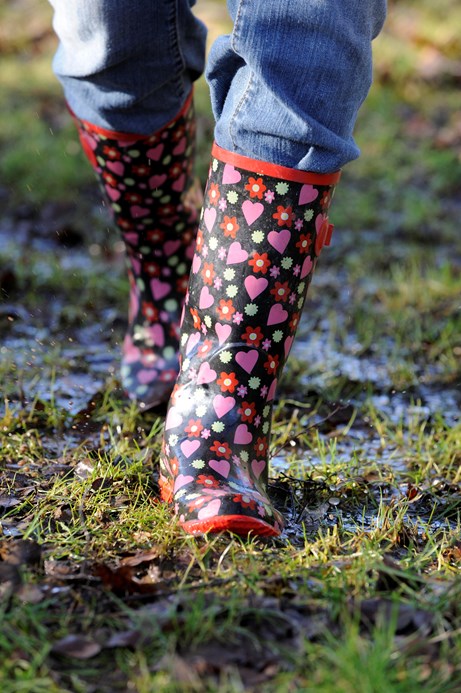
[233,424,253,444]
[209,459,231,479]
[204,207,217,232]
[213,395,236,418]
[222,164,242,184]
[242,200,264,225]
[226,242,249,265]
[244,276,268,300]
[235,350,259,374]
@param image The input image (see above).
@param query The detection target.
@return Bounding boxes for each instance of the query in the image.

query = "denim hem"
[211,142,341,184]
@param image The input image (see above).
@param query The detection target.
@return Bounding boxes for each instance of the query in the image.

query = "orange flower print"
[320,190,332,209]
[147,229,165,243]
[158,203,176,218]
[201,262,215,285]
[169,162,183,179]
[263,354,280,375]
[124,192,143,204]
[176,275,189,294]
[245,176,267,200]
[170,456,179,476]
[248,252,271,274]
[196,475,220,488]
[241,325,264,348]
[118,218,134,231]
[207,182,220,206]
[142,301,159,321]
[132,164,150,176]
[188,496,208,512]
[238,401,257,423]
[102,145,121,160]
[144,261,161,277]
[172,125,185,142]
[273,205,294,227]
[210,440,232,459]
[216,299,236,322]
[217,371,239,393]
[185,419,204,437]
[289,312,300,332]
[254,436,268,458]
[195,229,204,253]
[197,339,213,359]
[220,215,240,239]
[270,281,290,302]
[296,233,312,254]
[233,494,256,510]
[190,308,201,330]
[102,171,118,187]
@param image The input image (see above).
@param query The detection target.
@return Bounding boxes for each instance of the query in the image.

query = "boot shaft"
[161,144,340,535]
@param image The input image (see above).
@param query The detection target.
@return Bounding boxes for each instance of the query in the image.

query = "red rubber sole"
[180,514,281,537]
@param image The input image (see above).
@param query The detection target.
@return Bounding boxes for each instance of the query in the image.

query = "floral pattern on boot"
[160,144,340,535]
[74,93,199,409]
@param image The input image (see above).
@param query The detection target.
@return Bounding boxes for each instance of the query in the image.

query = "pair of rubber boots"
[74,95,339,537]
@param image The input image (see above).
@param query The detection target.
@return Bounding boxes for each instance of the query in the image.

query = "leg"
[49,1,207,409]
[49,0,206,133]
[160,0,387,534]
[208,0,387,172]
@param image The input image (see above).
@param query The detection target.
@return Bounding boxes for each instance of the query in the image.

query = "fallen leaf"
[93,562,166,595]
[0,496,21,509]
[0,563,22,598]
[16,583,44,604]
[358,598,435,636]
[105,630,141,649]
[119,548,161,567]
[0,538,41,566]
[51,634,102,659]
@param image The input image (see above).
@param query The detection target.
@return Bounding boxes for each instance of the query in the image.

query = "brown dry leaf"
[119,548,162,567]
[0,495,21,509]
[74,459,95,480]
[375,555,423,592]
[358,598,435,636]
[52,634,102,659]
[93,562,166,595]
[0,563,22,598]
[283,603,333,641]
[72,392,105,429]
[16,583,44,604]
[105,630,141,649]
[44,558,79,578]
[90,477,115,492]
[175,641,282,689]
[0,538,41,566]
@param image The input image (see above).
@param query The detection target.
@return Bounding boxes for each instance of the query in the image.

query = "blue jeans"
[50,0,386,172]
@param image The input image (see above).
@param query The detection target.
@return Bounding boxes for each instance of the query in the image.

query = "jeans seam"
[229,0,253,151]
[168,0,187,99]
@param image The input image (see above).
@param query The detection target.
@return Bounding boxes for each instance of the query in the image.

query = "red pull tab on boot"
[315,217,334,255]
[325,222,334,247]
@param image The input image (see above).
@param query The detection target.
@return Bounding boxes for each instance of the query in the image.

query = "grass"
[1,0,460,690]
